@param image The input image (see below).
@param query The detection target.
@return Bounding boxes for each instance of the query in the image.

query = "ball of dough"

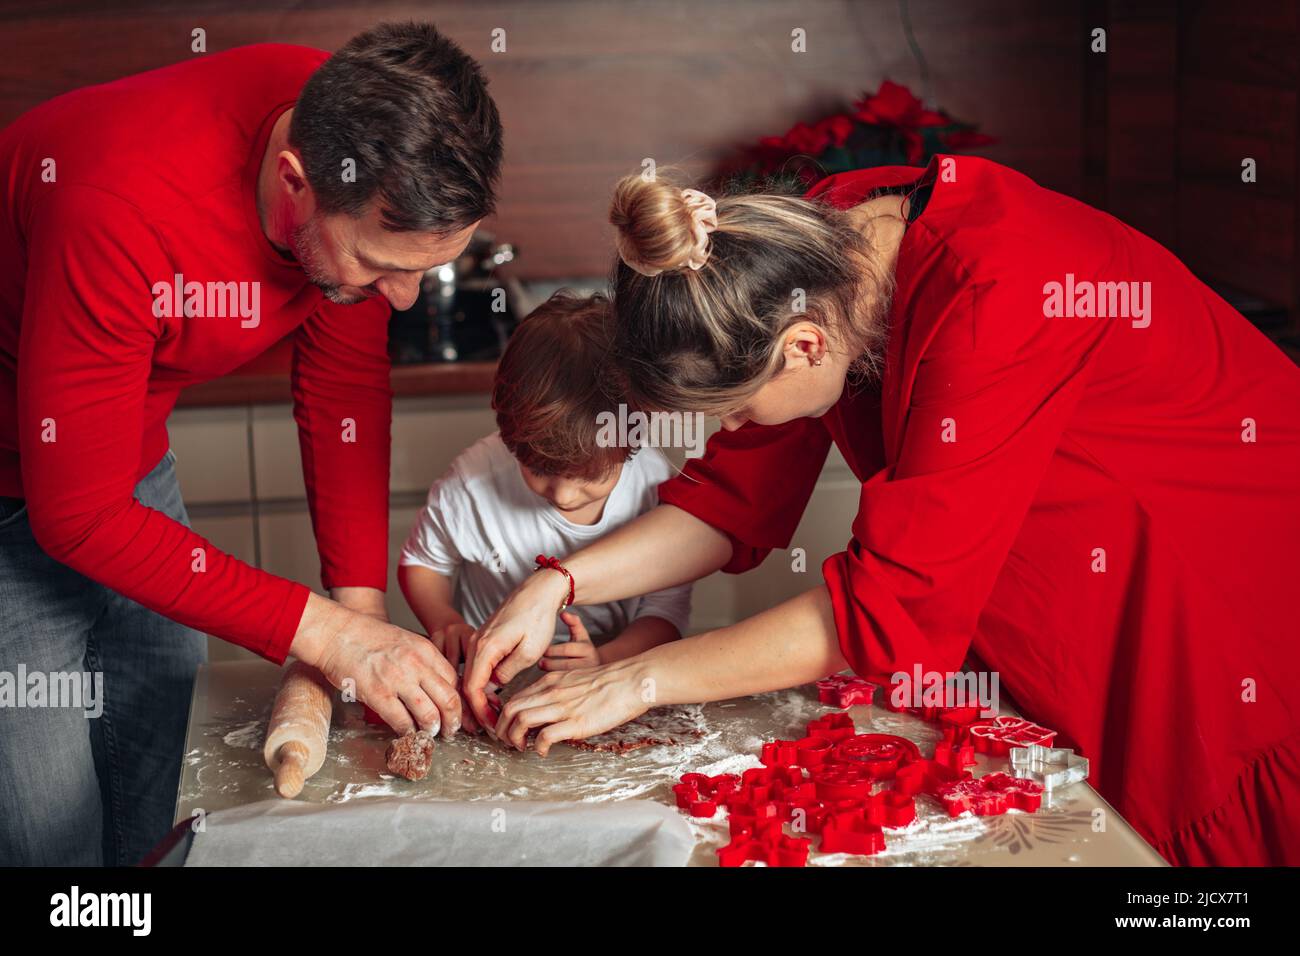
[386,730,436,781]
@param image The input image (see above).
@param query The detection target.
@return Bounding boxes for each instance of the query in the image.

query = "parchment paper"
[184,797,694,866]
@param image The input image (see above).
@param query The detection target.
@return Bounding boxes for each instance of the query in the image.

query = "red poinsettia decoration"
[732,78,995,185]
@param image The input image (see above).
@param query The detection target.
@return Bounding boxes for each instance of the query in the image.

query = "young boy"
[398,292,691,677]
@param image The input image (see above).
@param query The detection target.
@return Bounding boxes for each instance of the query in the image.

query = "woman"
[463,154,1300,866]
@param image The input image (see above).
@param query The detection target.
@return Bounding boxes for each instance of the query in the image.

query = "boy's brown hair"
[492,291,632,481]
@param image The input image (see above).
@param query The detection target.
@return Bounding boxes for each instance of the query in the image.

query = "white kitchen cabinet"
[256,508,323,594]
[187,512,260,664]
[250,396,497,501]
[390,396,496,494]
[168,407,252,504]
[249,404,306,501]
[387,505,423,633]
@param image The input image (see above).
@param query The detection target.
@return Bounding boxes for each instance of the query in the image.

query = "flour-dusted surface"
[176,661,1165,867]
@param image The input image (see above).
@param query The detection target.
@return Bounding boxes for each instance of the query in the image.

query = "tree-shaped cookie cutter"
[1009,743,1090,791]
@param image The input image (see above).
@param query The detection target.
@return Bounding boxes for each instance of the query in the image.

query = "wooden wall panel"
[1084,0,1300,332]
[0,0,1085,277]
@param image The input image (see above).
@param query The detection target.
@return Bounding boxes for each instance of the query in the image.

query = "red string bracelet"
[534,555,575,611]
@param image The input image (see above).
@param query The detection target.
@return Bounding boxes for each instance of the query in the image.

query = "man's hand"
[462,569,569,727]
[290,592,462,738]
[540,611,601,671]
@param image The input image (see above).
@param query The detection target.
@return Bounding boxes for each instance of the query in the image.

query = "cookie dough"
[386,730,436,780]
[565,708,706,753]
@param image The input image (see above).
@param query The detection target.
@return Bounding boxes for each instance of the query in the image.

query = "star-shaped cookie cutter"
[1009,743,1090,791]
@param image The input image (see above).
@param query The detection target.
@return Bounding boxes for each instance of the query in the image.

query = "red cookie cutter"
[718,829,812,867]
[932,737,977,771]
[774,781,818,814]
[816,674,878,709]
[672,772,741,817]
[760,739,799,767]
[761,736,835,769]
[966,716,1057,756]
[830,733,921,780]
[729,809,783,839]
[862,789,917,829]
[810,763,875,801]
[805,712,856,742]
[933,771,1044,817]
[740,764,803,794]
[819,810,887,856]
[909,703,982,724]
[938,707,982,733]
[784,800,829,835]
[793,736,836,768]
[892,757,973,797]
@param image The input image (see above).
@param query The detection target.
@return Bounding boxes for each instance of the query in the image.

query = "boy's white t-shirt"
[399,432,692,641]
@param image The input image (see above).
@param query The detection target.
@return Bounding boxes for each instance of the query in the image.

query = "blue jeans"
[0,449,207,865]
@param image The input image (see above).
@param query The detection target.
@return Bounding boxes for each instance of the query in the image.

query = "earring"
[812,357,823,367]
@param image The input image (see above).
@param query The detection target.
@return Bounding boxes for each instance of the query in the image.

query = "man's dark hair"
[290,21,503,233]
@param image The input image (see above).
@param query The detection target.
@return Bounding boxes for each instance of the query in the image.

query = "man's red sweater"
[0,45,394,661]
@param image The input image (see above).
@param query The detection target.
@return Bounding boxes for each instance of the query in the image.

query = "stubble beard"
[290,216,369,306]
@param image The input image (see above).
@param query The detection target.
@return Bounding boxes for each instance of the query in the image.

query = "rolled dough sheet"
[564,708,706,752]
[183,797,694,866]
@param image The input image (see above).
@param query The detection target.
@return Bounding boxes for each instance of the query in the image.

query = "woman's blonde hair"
[607,173,892,416]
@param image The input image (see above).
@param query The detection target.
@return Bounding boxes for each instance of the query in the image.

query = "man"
[0,22,502,865]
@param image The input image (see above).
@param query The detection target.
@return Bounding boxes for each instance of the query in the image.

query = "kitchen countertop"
[175,660,1165,867]
[175,337,496,407]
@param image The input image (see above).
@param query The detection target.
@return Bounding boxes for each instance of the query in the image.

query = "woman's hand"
[495,658,655,756]
[540,611,602,671]
[462,568,570,727]
[290,592,462,738]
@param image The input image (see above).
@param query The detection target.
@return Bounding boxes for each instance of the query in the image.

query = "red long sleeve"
[17,185,309,660]
[658,414,832,573]
[292,296,393,591]
[822,270,1113,684]
[0,44,395,663]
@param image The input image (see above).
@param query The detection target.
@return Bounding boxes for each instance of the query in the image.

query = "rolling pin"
[263,660,334,798]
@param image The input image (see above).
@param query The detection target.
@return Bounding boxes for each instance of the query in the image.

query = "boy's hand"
[430,620,476,671]
[540,611,602,671]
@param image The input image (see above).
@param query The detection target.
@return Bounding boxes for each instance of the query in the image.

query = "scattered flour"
[221,720,263,750]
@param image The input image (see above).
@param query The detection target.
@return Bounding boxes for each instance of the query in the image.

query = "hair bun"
[609,175,705,276]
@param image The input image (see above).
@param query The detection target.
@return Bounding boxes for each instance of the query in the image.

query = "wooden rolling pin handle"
[273,740,310,798]
[263,660,333,799]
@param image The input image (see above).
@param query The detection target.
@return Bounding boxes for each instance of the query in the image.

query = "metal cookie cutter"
[1009,743,1090,791]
